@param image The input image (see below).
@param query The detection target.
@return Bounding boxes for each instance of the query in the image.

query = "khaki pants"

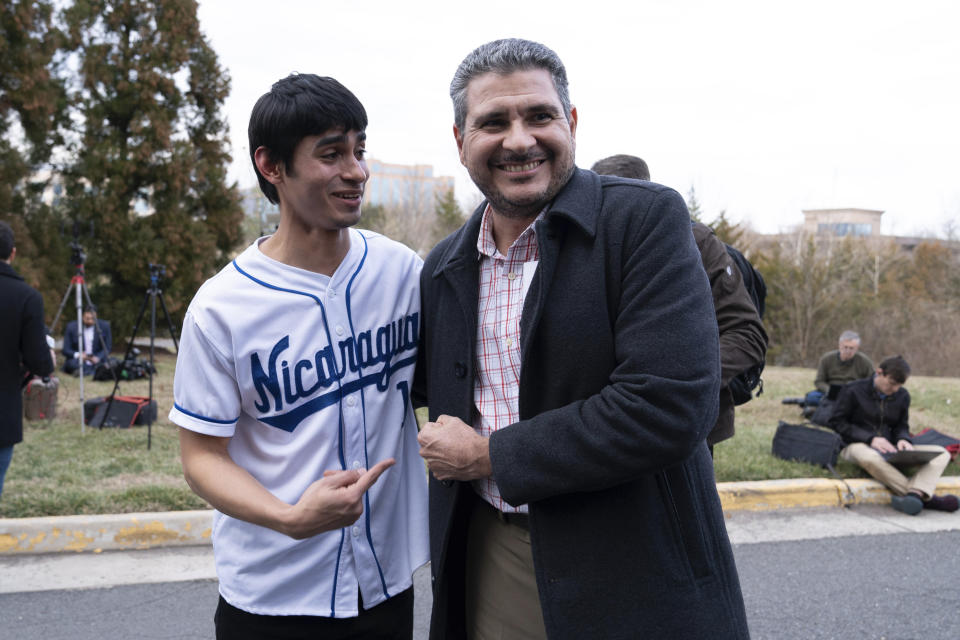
[465,498,547,640]
[841,443,950,498]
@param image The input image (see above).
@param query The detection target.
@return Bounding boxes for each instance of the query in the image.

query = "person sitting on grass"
[807,330,874,424]
[62,307,111,377]
[828,355,958,515]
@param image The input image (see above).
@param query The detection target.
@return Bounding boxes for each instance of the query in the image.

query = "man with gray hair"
[416,39,748,639]
[809,330,875,424]
[815,330,875,394]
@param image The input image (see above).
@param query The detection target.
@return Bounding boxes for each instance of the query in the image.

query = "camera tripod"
[50,244,115,433]
[100,263,179,449]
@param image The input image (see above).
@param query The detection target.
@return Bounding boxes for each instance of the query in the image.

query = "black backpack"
[722,243,767,405]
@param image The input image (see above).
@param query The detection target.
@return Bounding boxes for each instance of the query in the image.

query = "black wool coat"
[1,262,54,447]
[415,169,749,640]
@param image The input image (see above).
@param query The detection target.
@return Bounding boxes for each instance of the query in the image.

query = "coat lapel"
[520,168,601,360]
[431,206,483,349]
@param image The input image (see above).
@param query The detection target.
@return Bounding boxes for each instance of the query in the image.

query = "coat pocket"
[657,466,712,581]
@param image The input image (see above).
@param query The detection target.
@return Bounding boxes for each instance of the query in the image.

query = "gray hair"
[838,330,861,344]
[450,38,572,131]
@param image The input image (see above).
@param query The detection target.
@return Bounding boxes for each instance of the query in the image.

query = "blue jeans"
[0,445,13,499]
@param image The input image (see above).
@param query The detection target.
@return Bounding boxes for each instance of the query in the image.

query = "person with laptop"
[828,355,958,515]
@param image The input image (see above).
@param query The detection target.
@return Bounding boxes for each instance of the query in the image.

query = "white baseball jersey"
[169,230,428,617]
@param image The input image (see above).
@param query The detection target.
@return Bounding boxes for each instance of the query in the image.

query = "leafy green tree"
[0,1,68,305]
[709,210,747,249]
[685,185,703,222]
[58,0,243,341]
[359,202,389,236]
[431,187,464,248]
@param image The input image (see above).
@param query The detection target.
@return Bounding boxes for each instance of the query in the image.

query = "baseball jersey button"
[346,396,356,407]
[328,289,337,298]
[352,526,360,537]
[352,460,361,469]
[336,325,344,336]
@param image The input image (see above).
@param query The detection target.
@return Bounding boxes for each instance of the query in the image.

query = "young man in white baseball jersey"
[170,74,427,639]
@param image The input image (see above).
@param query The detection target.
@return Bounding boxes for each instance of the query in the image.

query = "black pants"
[214,588,413,640]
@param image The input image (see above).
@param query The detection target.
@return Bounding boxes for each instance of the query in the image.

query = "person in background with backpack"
[591,154,768,454]
[0,221,55,499]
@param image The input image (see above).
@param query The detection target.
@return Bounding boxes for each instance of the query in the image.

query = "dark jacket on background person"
[1,262,54,448]
[62,318,112,363]
[828,375,911,445]
[692,222,767,446]
[416,169,748,640]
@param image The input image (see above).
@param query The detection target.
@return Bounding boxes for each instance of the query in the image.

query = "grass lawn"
[1,351,207,519]
[3,361,959,518]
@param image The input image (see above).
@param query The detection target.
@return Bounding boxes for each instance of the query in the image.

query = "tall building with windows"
[802,208,883,237]
[364,158,455,214]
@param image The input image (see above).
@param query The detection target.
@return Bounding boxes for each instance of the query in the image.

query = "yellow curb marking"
[0,534,18,553]
[64,530,95,552]
[114,521,183,548]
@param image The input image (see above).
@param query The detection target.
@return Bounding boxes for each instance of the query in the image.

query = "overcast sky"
[195,0,959,236]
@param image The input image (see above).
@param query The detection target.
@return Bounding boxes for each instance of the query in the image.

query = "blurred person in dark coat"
[0,221,55,498]
[591,154,768,454]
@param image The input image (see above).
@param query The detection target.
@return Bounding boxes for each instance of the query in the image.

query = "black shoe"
[924,494,959,512]
[891,494,923,515]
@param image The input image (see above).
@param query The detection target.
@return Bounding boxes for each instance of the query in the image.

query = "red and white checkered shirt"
[473,205,542,513]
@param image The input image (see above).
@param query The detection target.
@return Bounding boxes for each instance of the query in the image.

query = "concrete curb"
[2,477,959,555]
[0,510,212,555]
[717,476,960,512]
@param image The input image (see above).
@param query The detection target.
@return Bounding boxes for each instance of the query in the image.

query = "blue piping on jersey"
[232,259,324,305]
[331,528,344,615]
[173,403,239,425]
[343,233,391,598]
[232,256,350,614]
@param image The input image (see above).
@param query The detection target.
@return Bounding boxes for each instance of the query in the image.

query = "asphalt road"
[738,530,960,639]
[0,564,432,640]
[3,506,960,639]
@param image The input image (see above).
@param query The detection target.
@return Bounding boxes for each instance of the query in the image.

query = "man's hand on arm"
[870,436,897,453]
[179,428,393,540]
[897,439,914,451]
[417,414,492,481]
